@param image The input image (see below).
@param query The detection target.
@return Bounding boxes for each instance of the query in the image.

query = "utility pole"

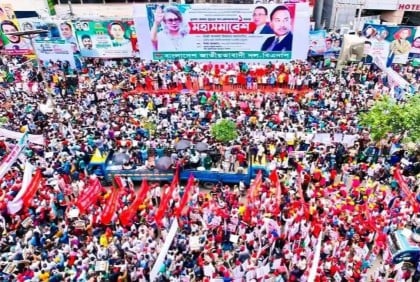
[68,0,74,18]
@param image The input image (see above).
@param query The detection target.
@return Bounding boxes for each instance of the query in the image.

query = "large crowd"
[0,54,419,282]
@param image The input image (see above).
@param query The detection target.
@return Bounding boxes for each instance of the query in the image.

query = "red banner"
[248,170,263,202]
[155,166,179,224]
[120,178,149,227]
[21,169,42,207]
[100,187,120,225]
[75,178,103,214]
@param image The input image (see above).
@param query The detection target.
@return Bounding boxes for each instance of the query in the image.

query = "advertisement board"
[134,3,310,61]
[74,20,137,58]
[361,24,416,65]
[0,3,33,55]
[33,39,76,69]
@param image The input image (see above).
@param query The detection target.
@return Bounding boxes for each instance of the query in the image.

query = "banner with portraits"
[0,4,33,55]
[134,3,310,61]
[33,39,76,69]
[361,24,416,66]
[73,20,137,58]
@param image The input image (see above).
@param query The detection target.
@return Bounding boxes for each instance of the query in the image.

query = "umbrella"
[175,139,191,151]
[112,153,130,165]
[195,142,209,152]
[155,156,173,171]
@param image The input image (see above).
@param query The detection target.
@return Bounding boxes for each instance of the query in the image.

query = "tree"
[358,95,420,143]
[210,119,238,143]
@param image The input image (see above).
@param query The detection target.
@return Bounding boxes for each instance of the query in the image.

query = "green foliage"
[47,0,56,16]
[358,95,420,143]
[210,119,238,143]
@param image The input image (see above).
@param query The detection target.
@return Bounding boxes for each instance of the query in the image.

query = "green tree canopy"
[358,95,420,143]
[210,119,238,143]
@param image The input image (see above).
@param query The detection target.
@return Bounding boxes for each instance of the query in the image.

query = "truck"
[88,149,269,186]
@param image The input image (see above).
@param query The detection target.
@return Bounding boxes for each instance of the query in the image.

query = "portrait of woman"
[108,22,130,47]
[390,28,412,55]
[150,5,189,52]
[0,20,32,51]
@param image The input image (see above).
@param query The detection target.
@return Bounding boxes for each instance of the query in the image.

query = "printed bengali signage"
[362,24,416,66]
[135,3,310,61]
[33,39,76,69]
[74,20,137,58]
[0,4,33,55]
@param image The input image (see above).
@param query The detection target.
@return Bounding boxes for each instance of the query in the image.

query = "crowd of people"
[0,54,419,282]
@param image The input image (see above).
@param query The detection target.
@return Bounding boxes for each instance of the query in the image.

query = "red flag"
[394,168,419,212]
[247,170,263,202]
[114,175,125,189]
[100,187,120,225]
[155,166,180,224]
[21,169,42,207]
[120,178,150,227]
[174,174,195,217]
[75,178,103,214]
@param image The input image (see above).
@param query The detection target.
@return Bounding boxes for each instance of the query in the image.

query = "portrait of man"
[252,6,273,34]
[80,34,98,57]
[361,41,373,64]
[260,5,293,52]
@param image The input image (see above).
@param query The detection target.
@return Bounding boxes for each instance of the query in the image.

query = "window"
[59,0,82,4]
[104,0,127,2]
[83,0,104,3]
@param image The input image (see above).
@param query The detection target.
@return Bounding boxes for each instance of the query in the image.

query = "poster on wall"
[0,4,33,55]
[408,27,420,60]
[361,24,416,66]
[73,20,137,58]
[33,39,76,69]
[134,3,310,61]
[308,30,326,56]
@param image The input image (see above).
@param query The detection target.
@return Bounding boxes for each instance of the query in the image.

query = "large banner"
[34,39,76,69]
[361,24,416,65]
[135,3,310,61]
[0,4,33,55]
[74,20,137,58]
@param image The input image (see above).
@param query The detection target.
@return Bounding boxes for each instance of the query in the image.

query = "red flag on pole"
[21,169,43,207]
[247,170,263,202]
[394,168,419,212]
[296,163,305,203]
[100,187,120,225]
[174,174,195,217]
[155,166,180,224]
[120,178,150,227]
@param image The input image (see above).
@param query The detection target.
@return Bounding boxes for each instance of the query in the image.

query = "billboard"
[33,39,76,69]
[134,3,310,61]
[361,24,416,65]
[74,20,137,58]
[0,4,33,55]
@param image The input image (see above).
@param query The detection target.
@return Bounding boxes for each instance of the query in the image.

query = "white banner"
[308,231,323,282]
[0,132,28,180]
[0,128,45,146]
[150,219,179,282]
[7,161,34,214]
[33,39,76,69]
